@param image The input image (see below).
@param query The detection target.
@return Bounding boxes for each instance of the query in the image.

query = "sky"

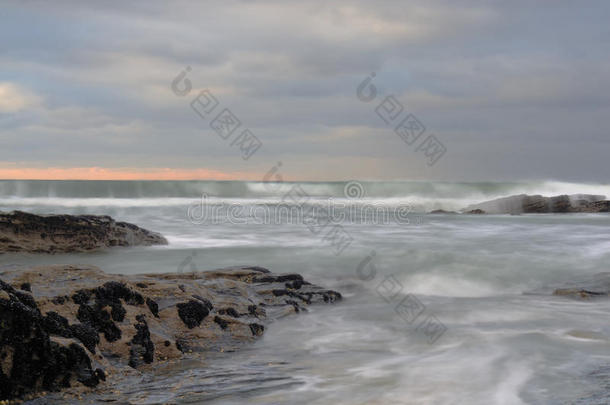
[1,0,609,182]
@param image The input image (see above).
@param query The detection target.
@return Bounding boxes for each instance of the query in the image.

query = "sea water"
[1,180,609,404]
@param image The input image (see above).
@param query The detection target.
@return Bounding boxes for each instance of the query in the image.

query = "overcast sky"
[1,0,609,181]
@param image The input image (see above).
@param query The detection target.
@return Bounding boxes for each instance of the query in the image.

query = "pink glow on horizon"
[0,167,261,181]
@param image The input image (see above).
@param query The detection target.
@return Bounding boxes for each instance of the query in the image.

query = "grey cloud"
[1,0,609,181]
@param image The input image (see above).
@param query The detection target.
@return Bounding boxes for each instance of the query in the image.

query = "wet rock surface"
[428,209,459,214]
[526,272,610,300]
[552,273,610,300]
[0,264,341,401]
[0,211,167,253]
[462,194,610,214]
[0,279,102,400]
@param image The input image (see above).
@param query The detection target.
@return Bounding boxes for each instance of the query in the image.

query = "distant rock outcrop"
[465,209,486,215]
[0,265,341,401]
[552,272,610,300]
[462,194,609,214]
[0,211,168,253]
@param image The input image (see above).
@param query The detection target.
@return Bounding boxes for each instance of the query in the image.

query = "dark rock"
[463,194,608,214]
[177,300,210,328]
[41,311,100,355]
[146,297,159,317]
[217,307,239,317]
[128,315,154,368]
[175,338,190,353]
[322,291,342,303]
[74,281,150,343]
[72,289,93,305]
[0,210,167,253]
[94,368,106,382]
[249,323,265,336]
[285,279,304,290]
[285,299,302,313]
[551,273,610,300]
[95,281,144,306]
[214,316,229,330]
[43,311,73,338]
[429,210,458,214]
[0,265,342,400]
[110,302,126,322]
[584,200,610,213]
[77,303,121,342]
[19,282,31,292]
[272,289,289,297]
[191,295,214,310]
[51,296,67,305]
[69,323,100,354]
[255,274,303,283]
[0,279,100,400]
[14,291,37,309]
[243,266,270,273]
[465,209,486,214]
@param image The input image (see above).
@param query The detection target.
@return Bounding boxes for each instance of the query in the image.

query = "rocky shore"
[0,211,167,253]
[460,194,610,214]
[0,264,341,401]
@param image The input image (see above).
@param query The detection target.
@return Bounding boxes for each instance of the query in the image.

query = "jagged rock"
[526,273,610,300]
[428,210,458,214]
[128,315,154,368]
[462,194,608,214]
[465,209,486,214]
[177,300,211,328]
[0,264,341,401]
[551,273,610,300]
[0,211,167,253]
[0,279,102,400]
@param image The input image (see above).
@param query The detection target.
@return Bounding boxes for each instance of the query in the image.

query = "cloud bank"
[1,0,609,181]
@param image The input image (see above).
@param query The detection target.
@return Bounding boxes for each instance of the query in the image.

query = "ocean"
[1,180,610,404]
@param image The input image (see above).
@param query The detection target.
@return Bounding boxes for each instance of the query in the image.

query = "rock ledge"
[0,264,341,401]
[0,211,168,253]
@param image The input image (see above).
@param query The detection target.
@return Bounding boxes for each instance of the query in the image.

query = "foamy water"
[1,180,610,404]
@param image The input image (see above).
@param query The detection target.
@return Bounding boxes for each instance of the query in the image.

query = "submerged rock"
[527,272,610,300]
[0,211,167,253]
[552,272,610,300]
[0,264,341,401]
[462,194,609,214]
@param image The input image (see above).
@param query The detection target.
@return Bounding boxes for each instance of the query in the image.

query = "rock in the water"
[0,211,167,253]
[526,272,610,300]
[0,264,341,401]
[465,209,486,214]
[462,194,608,214]
[552,272,610,300]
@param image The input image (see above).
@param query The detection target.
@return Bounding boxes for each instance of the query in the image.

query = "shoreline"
[0,264,341,401]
